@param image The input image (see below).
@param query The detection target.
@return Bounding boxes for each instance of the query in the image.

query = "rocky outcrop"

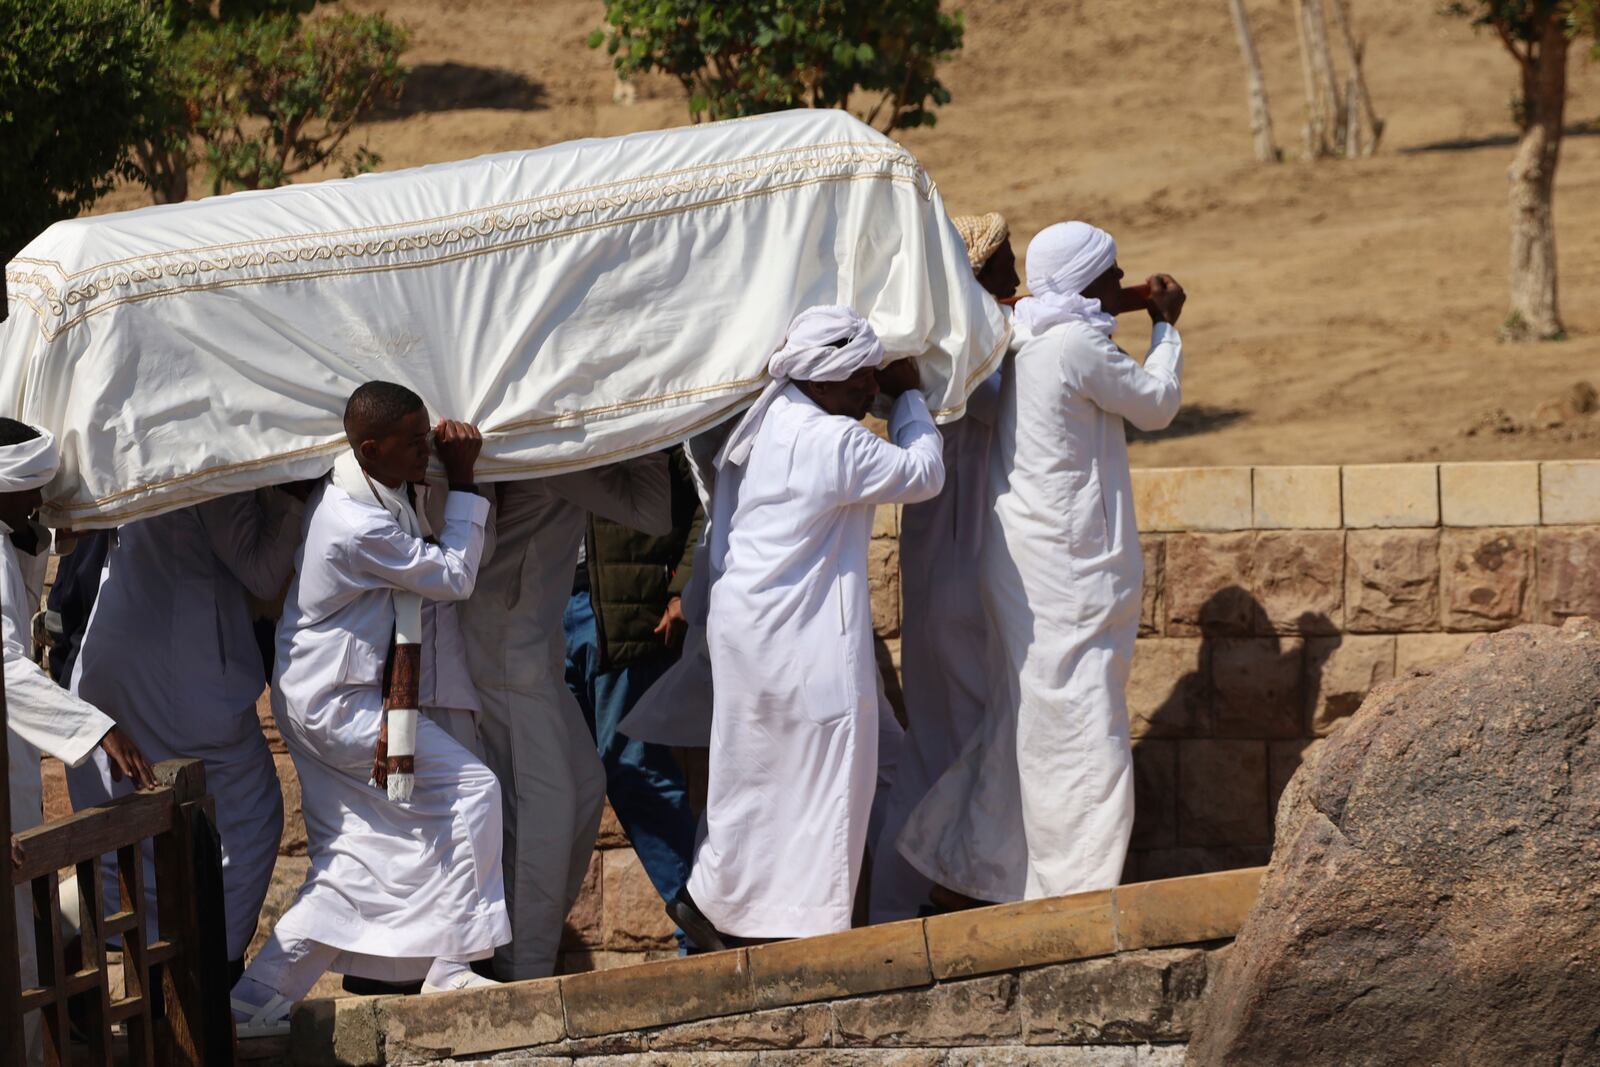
[1188,620,1600,1066]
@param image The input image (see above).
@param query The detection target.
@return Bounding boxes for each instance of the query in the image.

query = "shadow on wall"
[372,62,547,120]
[1123,585,1333,883]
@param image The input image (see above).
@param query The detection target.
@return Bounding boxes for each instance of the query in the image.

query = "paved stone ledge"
[290,869,1260,1065]
[1129,460,1600,531]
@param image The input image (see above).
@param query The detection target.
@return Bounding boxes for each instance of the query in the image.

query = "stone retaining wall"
[284,868,1260,1066]
[864,459,1600,884]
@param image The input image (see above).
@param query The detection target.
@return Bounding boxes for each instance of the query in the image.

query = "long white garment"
[459,457,669,980]
[65,491,301,959]
[898,320,1182,901]
[869,371,1002,922]
[687,386,943,937]
[266,481,507,982]
[4,527,113,1064]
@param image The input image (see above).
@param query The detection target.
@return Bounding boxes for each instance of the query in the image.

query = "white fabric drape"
[3,111,1006,529]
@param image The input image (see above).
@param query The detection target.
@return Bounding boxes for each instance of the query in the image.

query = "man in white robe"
[869,212,1018,923]
[67,489,303,972]
[673,305,944,943]
[899,221,1185,902]
[460,457,669,980]
[0,420,155,1063]
[231,383,508,1034]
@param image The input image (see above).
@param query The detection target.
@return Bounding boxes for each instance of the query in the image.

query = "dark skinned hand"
[875,359,921,398]
[1147,274,1186,326]
[101,726,157,790]
[653,596,688,649]
[434,420,483,487]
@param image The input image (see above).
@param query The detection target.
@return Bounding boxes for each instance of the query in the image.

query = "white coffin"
[1,110,1006,528]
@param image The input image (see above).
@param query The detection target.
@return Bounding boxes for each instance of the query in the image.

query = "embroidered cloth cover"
[1,110,1006,528]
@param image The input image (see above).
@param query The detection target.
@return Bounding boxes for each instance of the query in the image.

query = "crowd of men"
[3,214,1185,1046]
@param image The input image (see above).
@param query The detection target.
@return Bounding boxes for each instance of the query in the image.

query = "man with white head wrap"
[869,212,1019,923]
[899,221,1186,902]
[671,305,944,944]
[0,418,155,1064]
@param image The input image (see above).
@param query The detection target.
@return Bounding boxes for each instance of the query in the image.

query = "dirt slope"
[95,0,1600,465]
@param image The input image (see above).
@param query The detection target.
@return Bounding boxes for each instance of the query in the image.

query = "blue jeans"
[563,589,696,937]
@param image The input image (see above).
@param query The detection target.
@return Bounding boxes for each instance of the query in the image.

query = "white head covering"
[0,428,60,493]
[1015,221,1119,338]
[716,305,886,468]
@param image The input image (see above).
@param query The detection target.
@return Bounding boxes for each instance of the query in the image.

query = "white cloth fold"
[716,305,886,468]
[1014,221,1119,338]
[0,430,59,492]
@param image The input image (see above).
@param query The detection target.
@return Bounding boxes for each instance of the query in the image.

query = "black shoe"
[666,889,728,953]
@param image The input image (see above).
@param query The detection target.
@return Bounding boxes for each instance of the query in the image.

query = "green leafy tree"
[0,0,165,259]
[1445,1,1599,340]
[177,12,408,195]
[589,0,963,131]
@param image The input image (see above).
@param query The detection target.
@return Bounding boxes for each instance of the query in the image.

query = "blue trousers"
[563,589,696,925]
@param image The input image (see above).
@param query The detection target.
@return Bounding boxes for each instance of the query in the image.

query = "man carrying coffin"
[232,383,508,1035]
[673,306,945,945]
[0,419,155,1062]
[900,222,1186,903]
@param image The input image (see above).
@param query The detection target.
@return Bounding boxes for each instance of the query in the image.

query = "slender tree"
[1228,0,1280,162]
[1448,1,1597,341]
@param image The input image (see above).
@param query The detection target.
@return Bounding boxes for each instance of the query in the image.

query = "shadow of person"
[1125,587,1335,882]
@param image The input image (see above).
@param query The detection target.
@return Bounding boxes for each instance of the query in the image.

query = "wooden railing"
[5,757,234,1067]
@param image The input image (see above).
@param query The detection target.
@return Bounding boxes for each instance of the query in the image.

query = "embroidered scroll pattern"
[6,140,929,340]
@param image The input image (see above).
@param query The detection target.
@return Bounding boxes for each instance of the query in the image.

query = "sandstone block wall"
[864,460,1600,883]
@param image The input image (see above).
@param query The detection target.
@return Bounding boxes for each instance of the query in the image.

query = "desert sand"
[94,0,1600,466]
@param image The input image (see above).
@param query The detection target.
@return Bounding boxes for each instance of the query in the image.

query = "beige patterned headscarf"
[951,212,1010,273]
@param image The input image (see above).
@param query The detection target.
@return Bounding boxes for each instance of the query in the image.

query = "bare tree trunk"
[1327,0,1383,154]
[1291,0,1324,157]
[1227,0,1279,162]
[134,139,190,204]
[1301,0,1344,154]
[1505,18,1568,341]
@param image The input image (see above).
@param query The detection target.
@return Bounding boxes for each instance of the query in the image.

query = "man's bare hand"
[1147,274,1185,326]
[653,596,688,650]
[875,359,921,398]
[434,420,483,487]
[101,726,156,790]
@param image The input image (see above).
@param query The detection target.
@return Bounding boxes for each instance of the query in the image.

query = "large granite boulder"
[1188,620,1600,1066]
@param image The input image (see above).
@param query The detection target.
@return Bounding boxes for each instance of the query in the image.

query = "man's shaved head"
[344,381,425,443]
[0,418,41,448]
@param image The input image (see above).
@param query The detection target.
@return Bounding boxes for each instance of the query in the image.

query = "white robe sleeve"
[4,608,111,769]
[1065,322,1183,432]
[547,452,673,535]
[349,491,490,602]
[196,490,304,600]
[834,391,946,506]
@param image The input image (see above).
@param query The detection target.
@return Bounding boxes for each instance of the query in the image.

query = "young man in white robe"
[898,221,1186,903]
[0,419,155,1064]
[869,212,1019,923]
[671,305,945,945]
[67,488,304,975]
[231,382,509,1034]
[459,456,669,980]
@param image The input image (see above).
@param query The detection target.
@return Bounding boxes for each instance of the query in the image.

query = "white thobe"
[899,321,1182,901]
[687,386,944,938]
[268,481,508,981]
[459,456,669,980]
[869,371,1001,922]
[66,492,300,959]
[4,527,113,1064]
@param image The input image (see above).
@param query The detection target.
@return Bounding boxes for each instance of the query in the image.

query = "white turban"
[1016,221,1120,338]
[0,429,59,494]
[717,305,886,468]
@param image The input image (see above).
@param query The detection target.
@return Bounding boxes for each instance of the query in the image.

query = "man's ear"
[355,438,378,464]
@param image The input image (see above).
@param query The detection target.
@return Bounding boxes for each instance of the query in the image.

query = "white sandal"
[421,971,499,994]
[232,993,294,1038]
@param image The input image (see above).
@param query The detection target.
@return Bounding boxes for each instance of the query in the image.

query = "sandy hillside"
[95,0,1600,466]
